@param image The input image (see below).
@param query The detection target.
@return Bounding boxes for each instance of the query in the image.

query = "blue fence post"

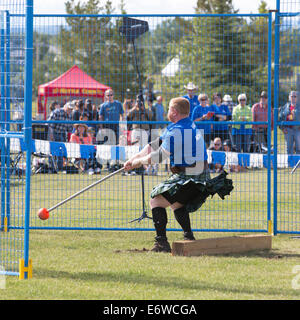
[267,11,273,234]
[23,0,34,279]
[0,13,5,231]
[5,10,11,231]
[273,0,281,236]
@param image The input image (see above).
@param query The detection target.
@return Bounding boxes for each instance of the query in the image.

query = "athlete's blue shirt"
[160,117,207,167]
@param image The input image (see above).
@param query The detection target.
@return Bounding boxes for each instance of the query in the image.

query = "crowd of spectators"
[184,82,299,172]
[44,89,165,174]
[39,84,299,174]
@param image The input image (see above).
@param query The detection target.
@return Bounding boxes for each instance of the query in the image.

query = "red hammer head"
[38,208,49,220]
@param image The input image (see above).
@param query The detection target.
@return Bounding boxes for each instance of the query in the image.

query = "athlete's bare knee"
[150,195,170,209]
[170,202,184,211]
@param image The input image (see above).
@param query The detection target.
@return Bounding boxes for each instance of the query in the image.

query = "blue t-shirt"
[160,117,207,167]
[191,104,217,134]
[99,100,124,122]
[183,95,199,117]
[212,104,231,132]
[154,103,165,122]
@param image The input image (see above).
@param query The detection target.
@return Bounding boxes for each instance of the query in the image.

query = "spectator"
[209,137,223,151]
[127,95,152,147]
[70,123,92,145]
[124,97,152,175]
[12,103,24,132]
[48,101,73,171]
[90,103,99,133]
[48,101,73,143]
[222,139,243,173]
[183,82,199,117]
[191,93,216,148]
[99,89,124,145]
[208,137,224,172]
[147,97,156,128]
[232,93,252,153]
[119,99,133,145]
[49,100,60,113]
[123,99,133,120]
[223,94,235,113]
[223,139,234,152]
[252,91,273,152]
[72,99,84,121]
[279,91,300,154]
[153,95,165,130]
[147,96,160,142]
[145,97,160,176]
[87,126,97,144]
[211,92,232,142]
[47,101,60,140]
[88,126,102,174]
[70,123,93,173]
[84,99,93,120]
[146,90,156,104]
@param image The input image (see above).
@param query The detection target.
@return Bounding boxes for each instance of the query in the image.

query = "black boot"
[151,237,171,253]
[183,232,195,241]
[174,207,195,241]
[151,207,171,253]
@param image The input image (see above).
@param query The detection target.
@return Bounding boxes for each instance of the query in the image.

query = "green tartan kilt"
[150,170,234,213]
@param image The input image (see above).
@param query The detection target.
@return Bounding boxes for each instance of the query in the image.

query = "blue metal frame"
[14,13,270,18]
[1,1,299,279]
[267,12,273,232]
[23,0,34,279]
[0,12,5,231]
[273,1,281,235]
[5,10,11,231]
[28,12,272,234]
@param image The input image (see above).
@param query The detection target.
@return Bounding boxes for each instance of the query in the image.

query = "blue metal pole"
[267,11,272,233]
[23,0,34,279]
[0,15,6,231]
[273,0,281,235]
[5,11,11,231]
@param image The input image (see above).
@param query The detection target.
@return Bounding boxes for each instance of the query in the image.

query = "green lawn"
[1,166,300,300]
[1,230,300,300]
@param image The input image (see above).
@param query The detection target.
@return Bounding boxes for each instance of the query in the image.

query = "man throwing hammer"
[124,97,233,253]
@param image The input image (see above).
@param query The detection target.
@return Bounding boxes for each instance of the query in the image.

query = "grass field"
[24,165,299,233]
[1,165,300,300]
[1,230,300,300]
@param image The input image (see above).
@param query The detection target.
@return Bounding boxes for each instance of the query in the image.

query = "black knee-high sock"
[174,207,192,234]
[152,207,168,241]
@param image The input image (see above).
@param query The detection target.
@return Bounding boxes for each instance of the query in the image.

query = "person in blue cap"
[124,97,233,253]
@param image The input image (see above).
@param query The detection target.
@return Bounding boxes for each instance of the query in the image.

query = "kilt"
[150,170,234,213]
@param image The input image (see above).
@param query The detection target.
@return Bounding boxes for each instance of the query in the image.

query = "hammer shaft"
[48,167,124,213]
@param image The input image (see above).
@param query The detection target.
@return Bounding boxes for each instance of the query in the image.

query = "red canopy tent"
[37,65,111,119]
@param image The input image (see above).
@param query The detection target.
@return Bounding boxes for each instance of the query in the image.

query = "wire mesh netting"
[276,0,300,234]
[25,13,274,233]
[1,1,300,278]
[0,0,26,275]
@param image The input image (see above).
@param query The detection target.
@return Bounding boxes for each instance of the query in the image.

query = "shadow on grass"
[213,249,300,259]
[34,260,300,299]
[114,248,300,260]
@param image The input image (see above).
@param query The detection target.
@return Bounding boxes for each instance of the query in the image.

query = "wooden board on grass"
[172,234,272,257]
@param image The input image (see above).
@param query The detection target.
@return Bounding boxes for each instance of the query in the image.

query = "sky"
[33,0,277,15]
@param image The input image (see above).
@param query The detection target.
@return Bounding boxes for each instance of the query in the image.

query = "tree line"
[23,0,299,108]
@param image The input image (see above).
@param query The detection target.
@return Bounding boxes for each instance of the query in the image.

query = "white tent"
[161,57,180,77]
